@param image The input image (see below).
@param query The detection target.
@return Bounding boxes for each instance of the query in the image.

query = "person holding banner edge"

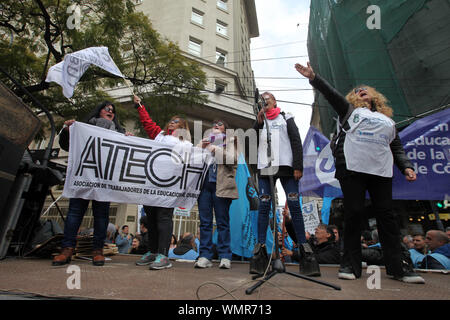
[194,119,238,270]
[53,101,131,266]
[250,91,321,277]
[133,95,192,270]
[295,62,424,284]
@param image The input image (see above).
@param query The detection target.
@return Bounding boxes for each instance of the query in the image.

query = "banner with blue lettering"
[299,126,342,198]
[393,108,450,200]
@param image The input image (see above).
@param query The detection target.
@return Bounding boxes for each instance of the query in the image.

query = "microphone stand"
[245,90,340,295]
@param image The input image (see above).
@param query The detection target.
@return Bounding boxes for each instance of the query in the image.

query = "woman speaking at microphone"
[133,95,192,271]
[250,92,321,277]
[295,62,424,284]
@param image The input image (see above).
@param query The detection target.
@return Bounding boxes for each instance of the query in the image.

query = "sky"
[250,0,313,205]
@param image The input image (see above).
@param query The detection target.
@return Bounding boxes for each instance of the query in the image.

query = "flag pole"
[122,77,143,107]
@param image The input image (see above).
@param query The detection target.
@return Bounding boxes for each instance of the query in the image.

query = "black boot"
[298,243,321,277]
[249,243,269,275]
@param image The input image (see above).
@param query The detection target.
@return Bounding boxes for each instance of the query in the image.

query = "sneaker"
[149,254,172,270]
[136,251,157,266]
[338,266,356,280]
[194,257,213,268]
[219,258,231,269]
[392,271,425,284]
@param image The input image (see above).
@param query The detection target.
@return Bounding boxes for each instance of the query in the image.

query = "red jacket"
[137,104,162,140]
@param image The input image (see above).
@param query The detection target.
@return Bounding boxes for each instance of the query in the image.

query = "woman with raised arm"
[295,62,424,284]
[133,95,192,271]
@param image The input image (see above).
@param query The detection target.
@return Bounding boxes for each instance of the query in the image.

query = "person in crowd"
[194,119,238,270]
[420,230,450,270]
[329,224,344,254]
[105,223,117,244]
[445,227,450,240]
[169,232,199,260]
[409,234,427,268]
[116,225,133,254]
[285,224,340,265]
[132,95,192,270]
[170,234,178,250]
[129,236,144,254]
[403,235,414,249]
[249,91,320,277]
[53,101,132,267]
[295,62,424,284]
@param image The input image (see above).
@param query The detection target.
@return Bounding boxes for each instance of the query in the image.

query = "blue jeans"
[257,176,306,244]
[61,198,110,249]
[198,179,232,260]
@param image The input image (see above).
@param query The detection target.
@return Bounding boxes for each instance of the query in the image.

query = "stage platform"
[0,254,448,301]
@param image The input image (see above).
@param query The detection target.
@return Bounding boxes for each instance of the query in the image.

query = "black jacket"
[309,74,413,179]
[253,111,303,176]
[59,101,125,152]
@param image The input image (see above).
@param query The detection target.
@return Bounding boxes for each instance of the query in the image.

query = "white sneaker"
[393,272,425,284]
[219,258,231,269]
[194,257,213,268]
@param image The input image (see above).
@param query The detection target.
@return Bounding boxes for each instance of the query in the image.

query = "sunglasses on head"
[354,87,367,94]
[104,106,114,113]
[213,122,224,127]
[170,119,180,124]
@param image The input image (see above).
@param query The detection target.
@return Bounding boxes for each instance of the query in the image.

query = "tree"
[0,0,207,137]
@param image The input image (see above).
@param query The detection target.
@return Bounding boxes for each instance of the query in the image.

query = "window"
[191,9,204,25]
[216,49,227,67]
[215,81,226,94]
[216,20,228,36]
[217,0,227,11]
[188,38,202,56]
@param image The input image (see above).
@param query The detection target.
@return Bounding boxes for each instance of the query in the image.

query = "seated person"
[129,236,146,255]
[169,232,199,260]
[409,234,427,268]
[284,224,340,264]
[420,230,450,270]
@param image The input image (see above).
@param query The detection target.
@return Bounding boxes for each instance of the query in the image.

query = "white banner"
[173,207,191,217]
[62,122,212,210]
[46,47,123,98]
[302,200,321,235]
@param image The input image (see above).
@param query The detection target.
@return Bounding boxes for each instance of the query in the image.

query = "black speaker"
[0,81,41,258]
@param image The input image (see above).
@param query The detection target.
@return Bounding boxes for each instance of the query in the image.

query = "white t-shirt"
[258,113,294,170]
[343,107,396,177]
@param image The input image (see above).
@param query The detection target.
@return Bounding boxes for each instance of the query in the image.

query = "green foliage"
[0,0,207,136]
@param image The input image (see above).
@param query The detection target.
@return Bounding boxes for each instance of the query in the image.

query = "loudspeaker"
[0,81,41,258]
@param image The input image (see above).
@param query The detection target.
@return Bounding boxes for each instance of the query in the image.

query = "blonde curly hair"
[345,85,393,118]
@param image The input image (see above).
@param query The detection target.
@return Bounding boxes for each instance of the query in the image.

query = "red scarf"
[265,107,281,120]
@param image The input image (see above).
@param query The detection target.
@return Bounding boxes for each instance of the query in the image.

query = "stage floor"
[0,254,448,300]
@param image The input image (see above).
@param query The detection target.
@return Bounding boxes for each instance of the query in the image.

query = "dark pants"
[61,198,110,249]
[143,206,173,256]
[339,173,403,278]
[197,179,232,260]
[257,176,306,245]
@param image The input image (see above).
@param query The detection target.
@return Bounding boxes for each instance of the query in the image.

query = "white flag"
[45,47,123,98]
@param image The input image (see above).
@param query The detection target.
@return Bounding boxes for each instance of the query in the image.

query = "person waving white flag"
[45,46,124,98]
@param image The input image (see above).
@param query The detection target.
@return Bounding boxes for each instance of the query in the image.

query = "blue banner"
[393,108,450,200]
